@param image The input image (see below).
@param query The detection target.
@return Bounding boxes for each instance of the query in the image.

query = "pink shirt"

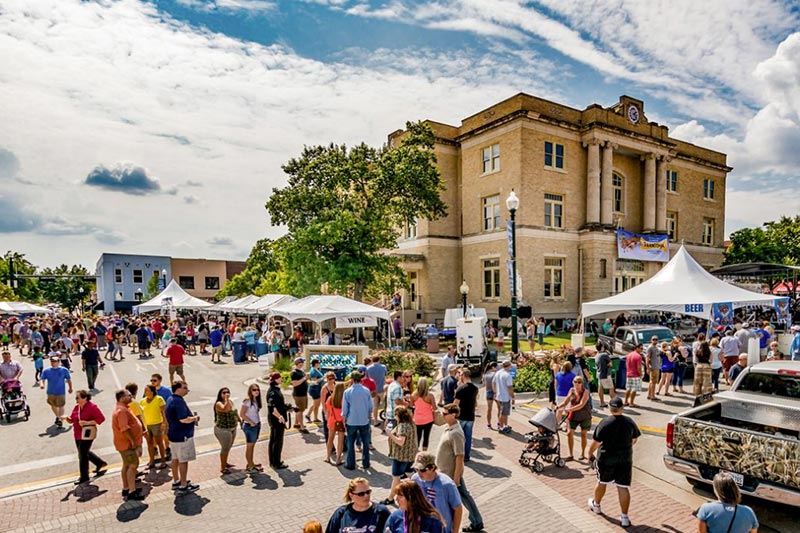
[626,351,643,378]
[67,401,105,441]
[413,395,435,425]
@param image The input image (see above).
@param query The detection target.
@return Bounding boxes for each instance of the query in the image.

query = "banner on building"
[336,316,378,329]
[506,220,514,258]
[711,302,733,326]
[775,297,792,327]
[616,229,669,262]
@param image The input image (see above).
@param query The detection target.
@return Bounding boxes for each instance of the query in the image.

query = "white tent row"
[214,294,261,314]
[242,294,297,314]
[268,295,390,324]
[0,301,54,315]
[581,246,783,319]
[134,280,213,313]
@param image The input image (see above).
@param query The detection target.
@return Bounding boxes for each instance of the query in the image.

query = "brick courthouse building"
[390,94,730,324]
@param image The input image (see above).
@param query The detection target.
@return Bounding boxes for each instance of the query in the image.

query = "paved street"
[0,347,796,532]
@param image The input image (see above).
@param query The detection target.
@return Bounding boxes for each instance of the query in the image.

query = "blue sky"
[0,0,799,268]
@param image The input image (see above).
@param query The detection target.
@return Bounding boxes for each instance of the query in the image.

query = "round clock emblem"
[627,105,640,124]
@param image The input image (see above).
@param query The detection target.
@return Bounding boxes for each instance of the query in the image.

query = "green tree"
[1,251,41,302]
[38,264,94,313]
[0,283,17,301]
[143,271,161,300]
[724,216,800,266]
[265,121,446,301]
[217,237,289,298]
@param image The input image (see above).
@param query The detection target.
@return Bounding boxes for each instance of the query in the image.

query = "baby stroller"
[1,379,30,423]
[519,407,565,473]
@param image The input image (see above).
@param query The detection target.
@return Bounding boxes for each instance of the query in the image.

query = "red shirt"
[151,320,163,334]
[362,377,377,394]
[68,401,105,441]
[166,344,185,366]
[626,350,643,378]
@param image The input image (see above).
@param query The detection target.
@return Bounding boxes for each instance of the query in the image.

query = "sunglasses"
[418,465,435,473]
[351,489,372,497]
[222,391,230,394]
[150,379,158,383]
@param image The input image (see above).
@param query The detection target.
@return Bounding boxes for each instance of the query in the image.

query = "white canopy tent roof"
[134,280,213,313]
[268,295,390,324]
[207,296,237,311]
[242,294,297,315]
[581,246,783,319]
[0,301,54,314]
[218,294,261,314]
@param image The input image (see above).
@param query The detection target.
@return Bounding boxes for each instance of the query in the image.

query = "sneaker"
[176,483,199,494]
[126,490,145,501]
[620,515,630,527]
[588,498,602,515]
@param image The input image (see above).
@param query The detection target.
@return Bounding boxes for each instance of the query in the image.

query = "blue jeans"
[345,424,370,469]
[459,420,474,461]
[672,365,686,388]
[458,477,484,527]
[711,367,722,391]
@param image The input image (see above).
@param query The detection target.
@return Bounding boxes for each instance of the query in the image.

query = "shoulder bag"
[78,406,97,441]
[726,504,738,533]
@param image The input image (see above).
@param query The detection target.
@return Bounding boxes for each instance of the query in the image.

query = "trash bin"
[255,341,268,356]
[487,350,498,363]
[426,326,439,354]
[233,341,247,364]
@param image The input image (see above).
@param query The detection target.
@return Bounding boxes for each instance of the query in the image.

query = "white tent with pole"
[0,301,54,315]
[134,280,213,313]
[242,294,297,315]
[222,294,261,314]
[581,246,784,319]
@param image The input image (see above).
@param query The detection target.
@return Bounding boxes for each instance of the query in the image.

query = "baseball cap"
[502,360,512,368]
[49,355,60,361]
[447,363,460,373]
[294,357,305,364]
[356,365,367,372]
[269,372,282,381]
[609,397,624,409]
[412,452,437,471]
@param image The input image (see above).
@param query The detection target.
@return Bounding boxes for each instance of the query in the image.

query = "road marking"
[106,360,122,389]
[521,402,666,435]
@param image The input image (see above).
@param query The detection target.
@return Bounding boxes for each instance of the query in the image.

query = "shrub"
[371,350,437,378]
[512,347,575,393]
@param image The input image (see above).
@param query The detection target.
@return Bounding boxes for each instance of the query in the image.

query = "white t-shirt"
[493,369,513,402]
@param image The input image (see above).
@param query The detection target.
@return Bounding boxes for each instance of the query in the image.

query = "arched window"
[612,173,624,213]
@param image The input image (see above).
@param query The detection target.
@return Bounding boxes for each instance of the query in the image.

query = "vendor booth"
[133,280,213,314]
[0,301,54,315]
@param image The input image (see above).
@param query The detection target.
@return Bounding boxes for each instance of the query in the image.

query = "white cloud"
[176,0,275,13]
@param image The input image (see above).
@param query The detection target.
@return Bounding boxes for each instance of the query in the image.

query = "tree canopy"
[724,216,800,266]
[216,237,289,299]
[38,264,94,313]
[1,251,40,302]
[265,121,446,301]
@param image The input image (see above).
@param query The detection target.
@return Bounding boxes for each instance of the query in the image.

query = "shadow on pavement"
[60,483,108,503]
[277,467,310,488]
[249,471,279,491]
[116,501,148,522]
[38,425,70,438]
[471,438,495,450]
[173,493,210,516]
[464,461,511,479]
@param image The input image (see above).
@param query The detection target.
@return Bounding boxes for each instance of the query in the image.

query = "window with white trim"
[133,269,143,284]
[702,218,715,246]
[482,194,501,231]
[666,170,678,192]
[703,179,715,200]
[482,144,500,173]
[404,219,418,240]
[612,174,624,213]
[544,257,564,298]
[544,141,564,169]
[666,211,678,240]
[482,259,500,299]
[114,268,122,284]
[544,193,564,229]
[614,259,645,294]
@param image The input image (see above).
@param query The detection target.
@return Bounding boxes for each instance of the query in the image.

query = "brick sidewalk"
[1,405,697,532]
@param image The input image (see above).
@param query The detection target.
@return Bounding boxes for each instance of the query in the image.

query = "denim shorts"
[391,460,412,477]
[242,422,261,443]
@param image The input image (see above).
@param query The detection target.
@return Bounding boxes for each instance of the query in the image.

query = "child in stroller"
[1,378,30,423]
[519,407,566,473]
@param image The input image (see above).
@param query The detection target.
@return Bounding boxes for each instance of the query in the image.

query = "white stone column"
[584,140,601,225]
[656,156,669,233]
[643,153,656,232]
[600,141,616,226]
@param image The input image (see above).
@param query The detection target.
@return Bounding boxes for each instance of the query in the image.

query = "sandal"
[220,467,230,475]
[578,455,586,461]
[565,456,574,461]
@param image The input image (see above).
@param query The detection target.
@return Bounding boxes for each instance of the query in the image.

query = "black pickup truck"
[598,325,692,375]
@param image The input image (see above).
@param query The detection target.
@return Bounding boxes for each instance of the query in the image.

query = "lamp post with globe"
[460,280,469,317]
[506,190,520,355]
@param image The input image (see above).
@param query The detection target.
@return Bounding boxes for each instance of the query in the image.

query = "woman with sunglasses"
[266,372,289,469]
[325,382,346,465]
[385,479,445,533]
[239,383,263,472]
[63,389,107,485]
[325,477,390,533]
[214,387,240,474]
[141,384,168,469]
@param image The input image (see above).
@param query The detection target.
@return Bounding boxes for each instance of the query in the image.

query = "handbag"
[726,504,738,533]
[333,409,345,432]
[433,409,445,426]
[78,406,97,441]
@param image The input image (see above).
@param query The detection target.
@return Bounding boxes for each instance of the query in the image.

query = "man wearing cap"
[790,325,800,361]
[645,336,661,401]
[412,451,463,533]
[587,396,641,528]
[164,337,186,386]
[342,371,373,470]
[436,403,484,532]
[290,357,309,432]
[728,354,748,383]
[492,361,515,434]
[40,356,73,428]
[719,329,741,384]
[439,364,459,406]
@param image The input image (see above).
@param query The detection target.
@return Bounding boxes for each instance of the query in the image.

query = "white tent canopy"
[268,295,390,324]
[134,280,213,313]
[581,246,783,319]
[0,301,54,314]
[207,295,237,312]
[219,294,261,314]
[242,294,297,315]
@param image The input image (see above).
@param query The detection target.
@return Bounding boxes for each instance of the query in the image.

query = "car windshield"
[737,372,800,399]
[636,329,675,344]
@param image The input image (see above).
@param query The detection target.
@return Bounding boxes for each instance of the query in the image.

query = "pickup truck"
[598,325,682,357]
[663,360,800,507]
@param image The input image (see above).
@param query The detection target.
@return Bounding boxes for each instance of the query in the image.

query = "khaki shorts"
[47,395,66,408]
[119,448,141,466]
[293,395,308,412]
[648,369,660,382]
[168,364,184,376]
[147,423,164,437]
[170,438,196,462]
[599,377,614,390]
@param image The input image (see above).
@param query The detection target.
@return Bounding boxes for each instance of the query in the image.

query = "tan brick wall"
[170,258,228,300]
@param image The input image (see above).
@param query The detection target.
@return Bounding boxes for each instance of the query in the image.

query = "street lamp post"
[136,287,143,302]
[161,268,167,291]
[506,190,520,355]
[78,286,84,317]
[460,280,469,317]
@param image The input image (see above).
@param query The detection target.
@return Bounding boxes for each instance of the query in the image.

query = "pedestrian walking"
[325,382,346,466]
[366,355,387,427]
[0,350,23,381]
[164,338,186,386]
[656,342,675,397]
[693,341,714,396]
[412,377,436,452]
[32,348,44,383]
[411,452,463,533]
[320,371,337,450]
[141,384,168,468]
[165,381,200,493]
[214,386,239,474]
[385,371,408,432]
[240,383,263,472]
[696,472,759,533]
[63,389,107,485]
[112,389,144,500]
[325,478,390,533]
[40,355,72,428]
[587,396,641,528]
[383,405,418,505]
[481,362,498,429]
[266,372,289,469]
[308,359,325,423]
[556,376,592,461]
[343,371,373,470]
[439,365,459,406]
[624,345,644,407]
[80,340,101,391]
[453,368,478,462]
[492,361,514,434]
[645,336,661,401]
[291,357,310,432]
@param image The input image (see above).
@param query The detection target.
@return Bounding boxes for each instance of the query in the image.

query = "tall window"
[666,170,678,192]
[544,257,564,298]
[404,219,418,240]
[114,268,122,284]
[482,144,500,173]
[133,269,143,284]
[703,179,715,200]
[408,272,418,307]
[702,218,715,246]
[614,259,645,294]
[666,211,678,240]
[544,141,564,169]
[612,174,624,213]
[178,276,195,290]
[543,193,564,228]
[205,277,220,290]
[482,259,500,299]
[482,194,501,231]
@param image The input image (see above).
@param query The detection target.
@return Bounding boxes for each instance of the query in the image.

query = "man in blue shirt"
[209,326,224,363]
[151,373,172,401]
[165,381,199,494]
[39,355,72,427]
[342,371,373,470]
[790,325,800,361]
[366,355,387,426]
[412,452,463,533]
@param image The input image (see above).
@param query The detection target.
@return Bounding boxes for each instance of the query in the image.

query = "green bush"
[371,350,437,378]
[272,355,292,372]
[513,365,552,393]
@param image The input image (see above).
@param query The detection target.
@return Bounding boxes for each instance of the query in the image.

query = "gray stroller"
[519,407,566,473]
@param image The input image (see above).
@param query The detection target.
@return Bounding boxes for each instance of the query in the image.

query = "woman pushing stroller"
[556,376,592,461]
